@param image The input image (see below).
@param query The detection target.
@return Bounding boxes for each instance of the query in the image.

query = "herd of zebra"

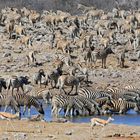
[0,67,140,120]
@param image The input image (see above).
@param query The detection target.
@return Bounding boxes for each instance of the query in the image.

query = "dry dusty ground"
[0,119,140,140]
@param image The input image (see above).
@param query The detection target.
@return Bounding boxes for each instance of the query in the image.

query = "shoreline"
[0,119,140,140]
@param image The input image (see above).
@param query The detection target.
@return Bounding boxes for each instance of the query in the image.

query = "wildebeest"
[56,75,85,95]
[49,67,63,88]
[7,75,30,94]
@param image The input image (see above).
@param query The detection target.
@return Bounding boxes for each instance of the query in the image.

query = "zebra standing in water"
[12,92,44,118]
[103,99,140,114]
[51,93,86,117]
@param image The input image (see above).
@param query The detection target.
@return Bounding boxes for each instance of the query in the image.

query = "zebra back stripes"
[78,87,111,99]
[12,92,44,116]
[105,99,139,114]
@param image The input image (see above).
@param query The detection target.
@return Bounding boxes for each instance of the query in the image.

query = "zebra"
[35,89,54,104]
[51,93,86,117]
[0,78,7,93]
[76,95,101,115]
[60,54,73,67]
[103,99,140,114]
[105,87,140,100]
[92,46,114,68]
[12,92,44,118]
[7,75,31,94]
[78,87,112,100]
[95,96,110,107]
[105,87,125,99]
[33,69,47,87]
[0,93,19,113]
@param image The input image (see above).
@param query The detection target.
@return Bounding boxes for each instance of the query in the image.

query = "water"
[1,104,140,126]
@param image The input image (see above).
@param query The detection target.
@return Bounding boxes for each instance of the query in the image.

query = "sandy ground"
[0,119,140,140]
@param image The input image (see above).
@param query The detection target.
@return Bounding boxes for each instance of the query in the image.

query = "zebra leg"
[65,107,70,117]
[51,106,55,117]
[23,105,27,115]
[55,107,59,118]
[58,108,62,115]
[70,108,74,117]
[28,108,31,118]
[4,105,8,112]
[119,109,123,114]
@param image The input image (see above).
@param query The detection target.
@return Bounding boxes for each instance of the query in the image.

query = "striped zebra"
[124,85,140,94]
[51,93,85,117]
[78,87,112,100]
[35,89,54,104]
[60,54,73,67]
[76,95,101,115]
[7,75,30,94]
[103,99,140,114]
[105,87,125,99]
[105,87,140,100]
[92,46,115,68]
[0,93,19,113]
[12,92,44,118]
